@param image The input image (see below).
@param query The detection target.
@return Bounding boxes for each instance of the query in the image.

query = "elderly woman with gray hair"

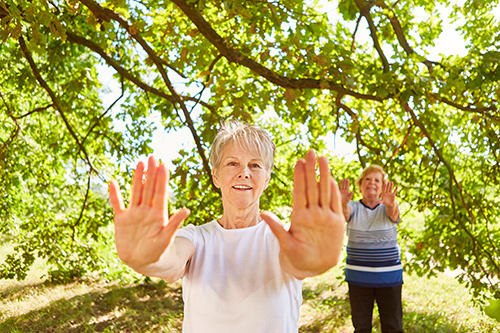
[340,165,403,333]
[109,121,345,332]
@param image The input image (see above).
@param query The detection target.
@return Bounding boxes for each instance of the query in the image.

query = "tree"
[0,0,498,302]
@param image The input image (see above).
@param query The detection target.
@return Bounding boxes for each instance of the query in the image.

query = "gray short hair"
[209,120,276,173]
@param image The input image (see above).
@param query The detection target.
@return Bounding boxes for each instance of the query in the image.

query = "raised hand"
[339,178,353,222]
[380,181,400,222]
[109,156,190,270]
[340,178,354,206]
[381,181,398,207]
[261,150,345,279]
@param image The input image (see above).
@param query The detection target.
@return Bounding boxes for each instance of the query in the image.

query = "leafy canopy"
[0,0,499,309]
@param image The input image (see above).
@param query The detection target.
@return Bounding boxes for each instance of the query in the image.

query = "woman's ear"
[212,169,220,188]
[264,172,271,190]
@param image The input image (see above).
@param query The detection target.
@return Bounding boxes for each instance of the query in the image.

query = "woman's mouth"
[233,185,252,190]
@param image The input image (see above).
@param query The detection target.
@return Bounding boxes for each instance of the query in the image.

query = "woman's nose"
[238,167,250,178]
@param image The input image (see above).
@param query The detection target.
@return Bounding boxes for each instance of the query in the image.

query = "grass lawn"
[1,245,498,332]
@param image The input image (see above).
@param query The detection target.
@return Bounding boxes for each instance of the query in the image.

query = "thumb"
[261,211,291,246]
[109,180,125,213]
[160,207,191,243]
[166,207,191,229]
[150,208,191,251]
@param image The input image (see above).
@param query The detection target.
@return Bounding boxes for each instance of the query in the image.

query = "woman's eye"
[250,164,261,168]
[228,162,237,166]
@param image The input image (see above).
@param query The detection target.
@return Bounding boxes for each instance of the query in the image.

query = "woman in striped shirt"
[340,165,403,333]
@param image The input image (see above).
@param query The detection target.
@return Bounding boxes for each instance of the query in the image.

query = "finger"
[393,185,399,195]
[261,211,292,249]
[130,161,146,206]
[347,191,354,201]
[340,178,346,191]
[318,156,331,208]
[164,207,191,233]
[109,180,125,213]
[142,156,159,206]
[154,163,170,213]
[386,181,393,193]
[292,159,307,210]
[305,150,318,207]
[156,208,191,248]
[330,177,342,214]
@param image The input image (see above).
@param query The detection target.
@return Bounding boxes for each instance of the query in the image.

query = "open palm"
[381,181,398,207]
[109,156,190,269]
[262,151,345,278]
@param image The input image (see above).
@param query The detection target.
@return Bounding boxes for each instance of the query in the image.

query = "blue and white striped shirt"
[345,200,403,288]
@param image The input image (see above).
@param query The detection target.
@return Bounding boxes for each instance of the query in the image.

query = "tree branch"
[72,172,91,244]
[169,0,382,102]
[82,76,124,146]
[79,0,186,79]
[0,89,21,161]
[11,103,54,119]
[65,31,176,104]
[353,0,390,72]
[18,36,98,175]
[79,0,218,192]
[376,0,435,72]
[350,14,363,52]
[438,95,499,120]
[386,123,412,165]
[191,53,224,116]
[405,102,500,275]
[338,102,383,155]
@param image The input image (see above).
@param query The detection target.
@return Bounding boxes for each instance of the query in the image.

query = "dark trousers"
[348,283,403,333]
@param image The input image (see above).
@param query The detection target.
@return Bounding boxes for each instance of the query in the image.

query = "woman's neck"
[361,197,380,209]
[218,208,261,229]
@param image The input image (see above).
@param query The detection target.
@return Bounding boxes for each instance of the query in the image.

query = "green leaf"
[485,299,500,322]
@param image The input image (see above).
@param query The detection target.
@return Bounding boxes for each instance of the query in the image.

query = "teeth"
[233,185,251,189]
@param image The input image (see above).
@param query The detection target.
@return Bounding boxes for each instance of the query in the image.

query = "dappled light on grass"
[0,280,184,332]
[0,265,498,332]
[299,269,352,332]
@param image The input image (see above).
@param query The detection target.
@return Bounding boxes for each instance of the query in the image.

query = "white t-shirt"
[176,220,303,333]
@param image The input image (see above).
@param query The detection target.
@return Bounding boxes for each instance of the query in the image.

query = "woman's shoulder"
[176,220,218,238]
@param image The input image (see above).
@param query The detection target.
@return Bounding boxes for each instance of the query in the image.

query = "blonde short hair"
[355,165,388,196]
[209,120,276,173]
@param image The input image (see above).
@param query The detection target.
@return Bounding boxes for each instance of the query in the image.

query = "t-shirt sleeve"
[347,201,356,222]
[176,224,196,242]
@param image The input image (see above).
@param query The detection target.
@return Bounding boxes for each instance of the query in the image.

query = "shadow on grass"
[1,279,497,333]
[0,281,184,333]
[299,281,496,333]
[299,295,352,332]
[299,282,352,332]
[0,280,48,301]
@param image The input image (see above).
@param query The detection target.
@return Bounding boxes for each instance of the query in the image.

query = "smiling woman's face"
[359,171,384,199]
[212,141,271,211]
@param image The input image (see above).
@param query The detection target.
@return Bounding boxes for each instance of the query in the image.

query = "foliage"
[485,298,500,322]
[0,0,499,305]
